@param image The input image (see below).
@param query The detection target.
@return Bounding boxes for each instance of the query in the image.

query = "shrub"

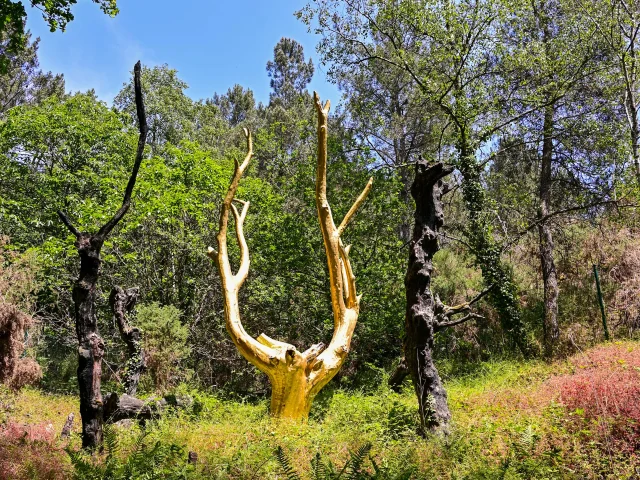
[134,302,191,392]
[0,238,42,390]
[0,421,69,480]
[67,426,195,479]
[550,343,640,453]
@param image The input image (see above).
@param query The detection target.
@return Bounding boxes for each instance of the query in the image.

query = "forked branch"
[434,285,494,332]
[58,61,148,240]
[210,95,372,419]
[308,92,372,391]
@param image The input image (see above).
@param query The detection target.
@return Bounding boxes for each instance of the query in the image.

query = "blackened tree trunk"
[404,158,490,434]
[72,235,106,448]
[538,104,559,359]
[58,61,147,449]
[110,286,145,395]
[404,159,453,433]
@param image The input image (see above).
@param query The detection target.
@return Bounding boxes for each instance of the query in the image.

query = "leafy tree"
[0,91,134,246]
[114,64,197,150]
[0,30,64,115]
[329,37,442,241]
[267,37,314,107]
[578,0,640,184]
[500,0,620,356]
[212,84,257,128]
[0,0,118,73]
[135,302,190,392]
[300,0,537,356]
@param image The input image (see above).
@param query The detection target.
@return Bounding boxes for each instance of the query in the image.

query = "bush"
[0,421,69,480]
[0,303,41,389]
[0,239,42,390]
[550,343,640,453]
[135,302,191,392]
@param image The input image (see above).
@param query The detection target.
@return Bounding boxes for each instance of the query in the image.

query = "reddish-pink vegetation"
[0,422,69,480]
[549,344,640,453]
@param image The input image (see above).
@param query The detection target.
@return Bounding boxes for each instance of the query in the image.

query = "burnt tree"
[110,286,144,395]
[405,159,490,434]
[58,61,147,449]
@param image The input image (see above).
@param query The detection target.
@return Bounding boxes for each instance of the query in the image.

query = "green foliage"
[135,302,190,392]
[276,443,414,480]
[67,426,194,480]
[275,446,301,480]
[0,1,118,73]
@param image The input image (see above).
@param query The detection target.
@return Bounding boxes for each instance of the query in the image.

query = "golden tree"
[208,93,372,419]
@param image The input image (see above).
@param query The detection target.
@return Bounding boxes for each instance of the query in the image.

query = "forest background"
[1,0,640,478]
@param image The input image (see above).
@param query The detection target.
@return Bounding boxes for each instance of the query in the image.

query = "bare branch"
[467,284,495,307]
[337,177,374,236]
[504,200,637,251]
[436,313,484,331]
[58,210,80,237]
[97,61,148,239]
[230,200,250,286]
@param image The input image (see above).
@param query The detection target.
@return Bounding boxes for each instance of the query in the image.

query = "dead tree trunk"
[208,93,372,420]
[110,286,145,395]
[58,62,147,449]
[404,159,489,434]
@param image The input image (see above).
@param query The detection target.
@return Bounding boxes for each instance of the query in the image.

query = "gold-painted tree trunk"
[208,93,372,420]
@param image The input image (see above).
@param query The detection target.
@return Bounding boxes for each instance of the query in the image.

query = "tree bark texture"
[110,286,145,395]
[538,104,559,358]
[103,392,156,424]
[58,61,147,449]
[73,236,106,448]
[404,159,454,433]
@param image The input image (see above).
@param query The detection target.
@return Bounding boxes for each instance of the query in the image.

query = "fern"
[276,443,412,480]
[67,427,193,479]
[311,452,328,480]
[275,445,302,480]
[345,442,373,478]
[514,425,539,457]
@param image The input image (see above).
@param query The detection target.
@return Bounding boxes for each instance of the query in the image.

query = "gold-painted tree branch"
[208,96,373,419]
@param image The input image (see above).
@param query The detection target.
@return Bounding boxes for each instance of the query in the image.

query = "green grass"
[2,342,639,479]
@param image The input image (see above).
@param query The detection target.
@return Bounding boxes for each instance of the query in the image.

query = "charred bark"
[404,158,489,434]
[404,159,453,433]
[103,392,156,424]
[110,286,145,395]
[60,413,74,439]
[72,235,106,448]
[58,61,147,449]
[539,104,559,359]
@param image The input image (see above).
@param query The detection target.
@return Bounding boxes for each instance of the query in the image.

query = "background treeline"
[1,0,639,398]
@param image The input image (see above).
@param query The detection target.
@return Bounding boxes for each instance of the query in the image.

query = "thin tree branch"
[97,61,148,239]
[436,313,484,331]
[57,210,80,237]
[337,177,374,236]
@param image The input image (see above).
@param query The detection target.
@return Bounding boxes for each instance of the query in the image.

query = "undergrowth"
[1,342,638,479]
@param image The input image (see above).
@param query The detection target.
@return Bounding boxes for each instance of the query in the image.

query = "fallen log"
[103,393,157,424]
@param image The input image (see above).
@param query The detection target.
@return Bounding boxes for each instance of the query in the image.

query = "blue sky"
[25,1,339,105]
